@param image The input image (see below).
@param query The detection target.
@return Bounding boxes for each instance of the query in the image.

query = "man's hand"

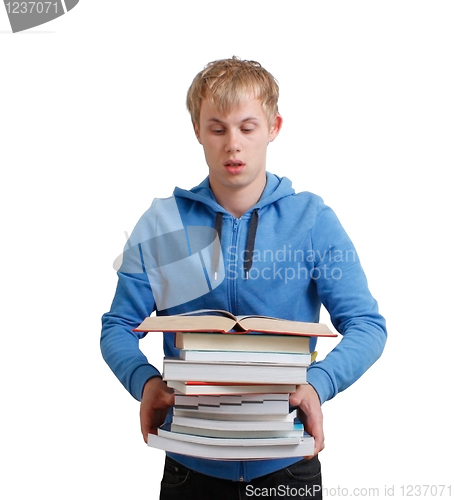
[140,377,175,443]
[289,384,324,459]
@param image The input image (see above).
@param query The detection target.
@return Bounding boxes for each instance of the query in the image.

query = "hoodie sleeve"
[306,199,387,404]
[101,270,159,401]
[101,201,163,401]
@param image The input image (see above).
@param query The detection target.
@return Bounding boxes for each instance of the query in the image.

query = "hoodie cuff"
[307,365,335,405]
[130,364,162,401]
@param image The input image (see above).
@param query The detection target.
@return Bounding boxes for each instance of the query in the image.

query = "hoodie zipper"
[228,217,241,315]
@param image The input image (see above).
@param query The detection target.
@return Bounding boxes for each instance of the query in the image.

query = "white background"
[1,1,453,499]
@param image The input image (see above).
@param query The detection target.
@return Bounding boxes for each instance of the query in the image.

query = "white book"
[163,358,307,384]
[170,423,305,440]
[148,430,314,460]
[174,393,289,405]
[179,350,311,365]
[171,410,298,431]
[174,394,290,416]
[167,381,298,395]
[158,426,301,446]
[173,409,293,421]
[174,332,311,354]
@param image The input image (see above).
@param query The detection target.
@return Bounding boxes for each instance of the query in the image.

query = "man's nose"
[225,131,241,153]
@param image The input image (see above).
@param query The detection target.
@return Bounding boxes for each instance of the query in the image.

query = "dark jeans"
[159,456,322,500]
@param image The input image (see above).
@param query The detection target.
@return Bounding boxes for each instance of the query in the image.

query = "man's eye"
[242,128,254,133]
[212,129,224,134]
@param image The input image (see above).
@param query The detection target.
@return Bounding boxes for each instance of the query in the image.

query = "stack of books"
[134,310,336,460]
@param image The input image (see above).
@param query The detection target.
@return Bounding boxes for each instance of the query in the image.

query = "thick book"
[158,425,302,446]
[173,409,296,421]
[148,428,314,460]
[179,349,312,365]
[170,423,305,440]
[174,332,310,353]
[174,393,290,416]
[175,393,289,405]
[134,309,336,337]
[163,358,307,384]
[171,410,298,431]
[167,381,298,395]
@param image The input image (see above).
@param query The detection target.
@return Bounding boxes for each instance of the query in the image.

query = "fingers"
[312,415,325,455]
[140,378,175,443]
[160,384,176,407]
[289,384,306,407]
[140,409,153,443]
[290,384,325,458]
[302,418,324,460]
[141,407,170,442]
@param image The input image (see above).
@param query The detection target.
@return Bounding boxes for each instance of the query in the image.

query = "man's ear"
[193,122,202,144]
[269,114,283,143]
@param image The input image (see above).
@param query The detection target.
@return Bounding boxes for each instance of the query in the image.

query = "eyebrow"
[207,117,258,124]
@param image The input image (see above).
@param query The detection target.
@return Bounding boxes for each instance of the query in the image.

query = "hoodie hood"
[173,172,295,215]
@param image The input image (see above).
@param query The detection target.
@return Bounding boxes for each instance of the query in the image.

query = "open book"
[134,309,336,337]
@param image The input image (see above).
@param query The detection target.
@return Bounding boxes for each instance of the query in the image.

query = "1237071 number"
[400,485,452,496]
[5,2,59,14]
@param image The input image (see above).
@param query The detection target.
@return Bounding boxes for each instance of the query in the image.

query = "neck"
[210,175,267,218]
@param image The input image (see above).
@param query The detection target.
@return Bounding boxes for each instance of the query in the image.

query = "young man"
[101,57,387,499]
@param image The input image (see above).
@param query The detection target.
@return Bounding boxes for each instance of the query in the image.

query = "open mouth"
[224,160,245,168]
[223,161,246,175]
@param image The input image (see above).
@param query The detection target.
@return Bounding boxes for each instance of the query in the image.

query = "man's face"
[193,95,282,197]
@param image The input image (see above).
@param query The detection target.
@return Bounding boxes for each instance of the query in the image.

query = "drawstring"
[212,210,259,280]
[244,209,259,279]
[212,212,224,280]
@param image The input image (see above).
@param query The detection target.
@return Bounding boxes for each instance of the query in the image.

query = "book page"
[238,317,335,336]
[136,315,237,332]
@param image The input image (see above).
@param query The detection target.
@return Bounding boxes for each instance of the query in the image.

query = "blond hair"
[186,57,279,127]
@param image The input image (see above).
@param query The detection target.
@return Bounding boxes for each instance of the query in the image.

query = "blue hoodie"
[101,172,387,481]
